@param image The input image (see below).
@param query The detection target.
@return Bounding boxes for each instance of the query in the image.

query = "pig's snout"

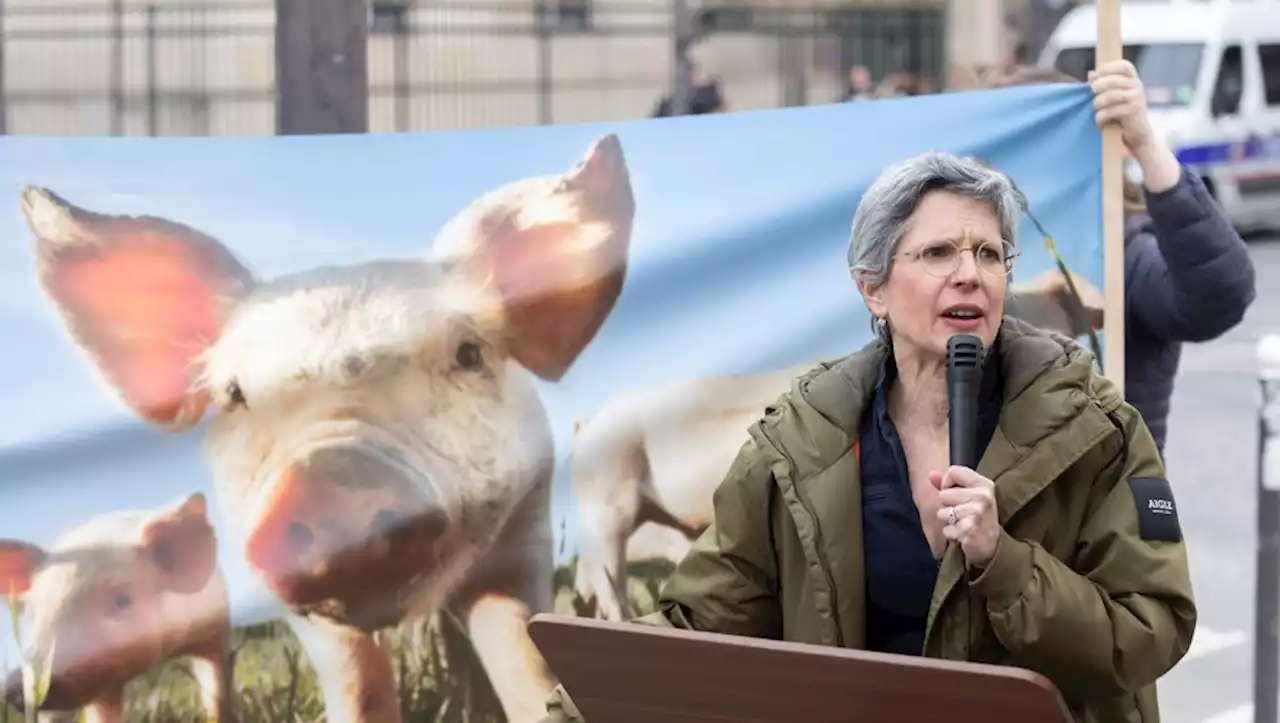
[245,445,449,606]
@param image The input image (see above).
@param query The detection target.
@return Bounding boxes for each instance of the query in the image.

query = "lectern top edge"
[528,613,1075,723]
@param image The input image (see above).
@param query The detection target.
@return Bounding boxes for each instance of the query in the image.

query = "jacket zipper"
[756,422,846,647]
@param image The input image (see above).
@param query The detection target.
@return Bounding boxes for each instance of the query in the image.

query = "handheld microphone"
[946,334,984,664]
[946,334,984,469]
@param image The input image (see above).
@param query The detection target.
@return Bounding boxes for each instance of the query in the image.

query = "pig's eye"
[225,381,248,409]
[455,341,484,371]
[109,589,134,613]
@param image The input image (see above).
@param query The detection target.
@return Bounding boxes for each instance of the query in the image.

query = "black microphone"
[946,334,984,469]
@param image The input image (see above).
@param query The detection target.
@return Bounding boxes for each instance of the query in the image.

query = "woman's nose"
[952,249,982,281]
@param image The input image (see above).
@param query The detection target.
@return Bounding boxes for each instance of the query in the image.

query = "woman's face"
[860,190,1011,360]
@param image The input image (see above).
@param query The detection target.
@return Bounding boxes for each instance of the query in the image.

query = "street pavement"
[1151,236,1280,723]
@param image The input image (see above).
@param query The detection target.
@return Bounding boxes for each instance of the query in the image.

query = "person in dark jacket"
[990,60,1257,452]
[652,77,729,117]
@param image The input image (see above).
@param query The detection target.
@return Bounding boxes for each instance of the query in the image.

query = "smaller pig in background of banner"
[0,80,1103,723]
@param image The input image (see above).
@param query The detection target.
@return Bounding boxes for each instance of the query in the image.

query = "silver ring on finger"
[947,506,958,526]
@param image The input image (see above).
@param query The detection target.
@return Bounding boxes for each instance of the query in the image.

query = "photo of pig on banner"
[0,79,1109,723]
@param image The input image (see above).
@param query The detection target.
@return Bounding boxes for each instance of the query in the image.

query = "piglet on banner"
[0,81,1102,723]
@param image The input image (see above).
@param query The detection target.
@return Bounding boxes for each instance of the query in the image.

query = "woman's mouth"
[941,305,985,329]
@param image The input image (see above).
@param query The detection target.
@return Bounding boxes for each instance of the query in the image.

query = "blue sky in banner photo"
[0,81,1101,635]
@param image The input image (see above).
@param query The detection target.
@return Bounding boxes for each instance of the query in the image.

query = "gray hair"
[847,151,1021,289]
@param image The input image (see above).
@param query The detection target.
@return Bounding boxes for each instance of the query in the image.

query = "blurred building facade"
[0,0,1025,136]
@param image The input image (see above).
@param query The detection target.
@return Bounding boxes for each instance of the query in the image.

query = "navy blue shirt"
[859,342,1004,655]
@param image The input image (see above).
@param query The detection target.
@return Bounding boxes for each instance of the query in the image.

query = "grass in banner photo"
[0,82,1102,722]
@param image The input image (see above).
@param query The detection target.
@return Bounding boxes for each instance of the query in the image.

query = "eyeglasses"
[896,237,1018,278]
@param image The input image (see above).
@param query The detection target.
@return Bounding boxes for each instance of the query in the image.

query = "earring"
[876,316,887,329]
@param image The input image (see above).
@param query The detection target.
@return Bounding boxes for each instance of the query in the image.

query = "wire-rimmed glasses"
[895,237,1018,278]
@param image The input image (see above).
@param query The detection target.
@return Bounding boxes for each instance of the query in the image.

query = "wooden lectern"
[528,613,1074,723]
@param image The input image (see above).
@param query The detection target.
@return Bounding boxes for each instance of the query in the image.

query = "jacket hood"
[748,316,1122,482]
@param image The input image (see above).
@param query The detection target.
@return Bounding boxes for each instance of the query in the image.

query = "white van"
[1038,0,1280,234]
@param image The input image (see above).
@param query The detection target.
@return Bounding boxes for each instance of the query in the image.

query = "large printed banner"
[0,82,1103,723]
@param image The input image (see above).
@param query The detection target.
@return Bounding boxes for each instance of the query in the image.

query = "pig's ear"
[20,187,255,431]
[445,134,635,381]
[140,492,217,595]
[0,540,46,598]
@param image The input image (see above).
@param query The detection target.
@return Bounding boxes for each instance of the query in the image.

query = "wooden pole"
[1097,0,1125,392]
[275,0,369,135]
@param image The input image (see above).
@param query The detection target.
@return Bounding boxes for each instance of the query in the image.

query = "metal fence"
[0,0,947,136]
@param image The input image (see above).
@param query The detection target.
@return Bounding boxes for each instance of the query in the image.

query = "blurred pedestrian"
[989,61,1257,452]
[1002,38,1032,72]
[874,69,916,98]
[843,64,873,101]
[652,64,730,118]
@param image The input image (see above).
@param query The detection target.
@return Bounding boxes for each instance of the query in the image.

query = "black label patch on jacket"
[1129,476,1182,543]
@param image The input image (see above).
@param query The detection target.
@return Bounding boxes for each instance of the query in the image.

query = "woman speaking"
[540,149,1195,723]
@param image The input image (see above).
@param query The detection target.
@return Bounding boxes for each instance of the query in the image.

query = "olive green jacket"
[542,317,1196,723]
